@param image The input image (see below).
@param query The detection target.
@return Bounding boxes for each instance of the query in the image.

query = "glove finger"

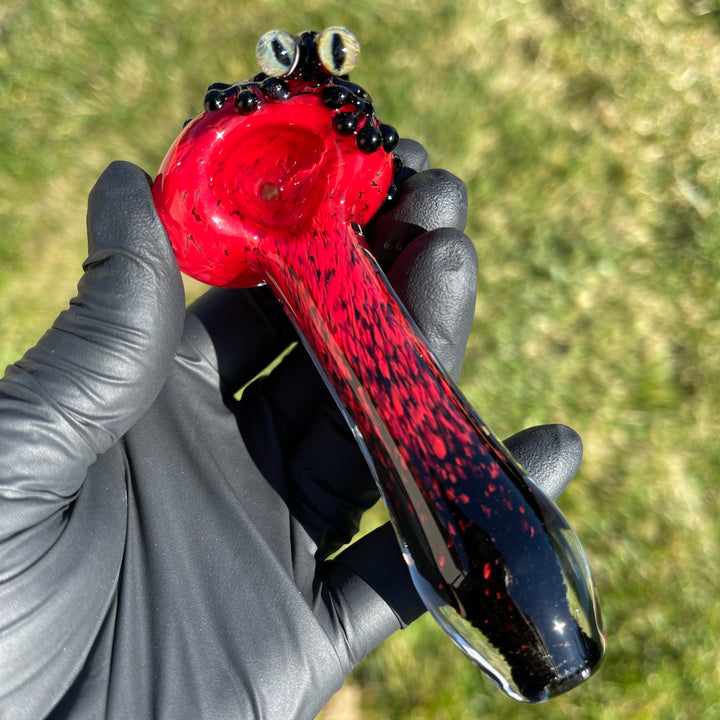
[235,342,331,465]
[184,285,298,396]
[367,164,468,265]
[317,424,584,666]
[394,137,430,174]
[235,341,376,559]
[0,162,184,522]
[388,227,477,382]
[286,400,377,557]
[317,523,420,672]
[503,423,583,501]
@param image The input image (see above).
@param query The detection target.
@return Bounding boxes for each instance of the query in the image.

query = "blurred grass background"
[2,0,720,717]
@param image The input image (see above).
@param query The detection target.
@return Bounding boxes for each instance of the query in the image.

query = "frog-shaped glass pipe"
[152,27,605,702]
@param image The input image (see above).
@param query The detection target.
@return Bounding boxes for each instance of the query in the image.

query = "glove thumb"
[1,162,184,499]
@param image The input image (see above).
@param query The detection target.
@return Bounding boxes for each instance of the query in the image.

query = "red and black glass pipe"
[152,27,605,703]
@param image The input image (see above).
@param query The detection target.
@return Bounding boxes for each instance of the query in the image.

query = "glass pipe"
[152,27,605,702]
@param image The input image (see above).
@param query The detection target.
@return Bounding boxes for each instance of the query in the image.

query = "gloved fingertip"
[395,138,430,173]
[504,423,583,501]
[88,161,154,221]
[87,161,176,268]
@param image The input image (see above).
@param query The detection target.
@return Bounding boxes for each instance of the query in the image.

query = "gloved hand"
[0,139,583,720]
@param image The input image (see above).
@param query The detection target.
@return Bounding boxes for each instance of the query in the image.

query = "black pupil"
[272,38,292,68]
[331,33,346,73]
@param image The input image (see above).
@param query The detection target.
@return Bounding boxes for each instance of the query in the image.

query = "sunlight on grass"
[2,1,720,718]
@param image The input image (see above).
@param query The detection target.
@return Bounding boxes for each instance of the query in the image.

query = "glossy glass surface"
[255,30,299,77]
[316,26,360,76]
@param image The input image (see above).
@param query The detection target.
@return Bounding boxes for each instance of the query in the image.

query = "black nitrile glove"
[0,139,583,720]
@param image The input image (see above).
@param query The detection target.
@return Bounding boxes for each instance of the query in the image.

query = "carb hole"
[260,182,281,201]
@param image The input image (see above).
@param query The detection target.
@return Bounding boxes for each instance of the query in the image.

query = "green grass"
[3,0,720,718]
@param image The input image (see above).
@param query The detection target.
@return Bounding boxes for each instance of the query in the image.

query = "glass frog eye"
[256,30,300,77]
[316,26,360,76]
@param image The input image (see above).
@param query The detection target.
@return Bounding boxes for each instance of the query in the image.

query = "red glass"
[152,60,604,702]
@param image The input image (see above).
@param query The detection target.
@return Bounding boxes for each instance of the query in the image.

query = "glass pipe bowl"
[154,92,392,288]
